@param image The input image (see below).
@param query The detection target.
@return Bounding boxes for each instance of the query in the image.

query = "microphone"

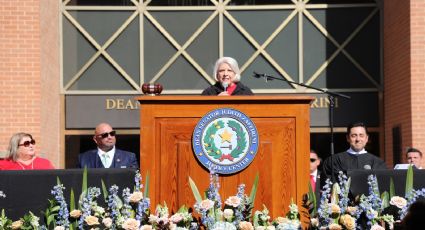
[363,165,371,170]
[253,72,272,82]
[222,82,228,92]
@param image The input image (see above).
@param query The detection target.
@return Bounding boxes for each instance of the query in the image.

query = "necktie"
[101,153,109,168]
[310,174,316,192]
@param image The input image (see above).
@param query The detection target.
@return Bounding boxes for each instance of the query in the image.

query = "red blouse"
[0,157,54,170]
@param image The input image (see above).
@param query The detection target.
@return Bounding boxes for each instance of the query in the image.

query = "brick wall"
[383,0,412,166]
[0,0,61,167]
[410,0,425,167]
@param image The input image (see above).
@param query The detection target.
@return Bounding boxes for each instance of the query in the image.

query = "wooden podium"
[136,95,313,219]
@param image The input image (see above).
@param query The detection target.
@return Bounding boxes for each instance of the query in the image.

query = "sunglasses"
[97,131,116,139]
[18,139,36,147]
[310,158,318,163]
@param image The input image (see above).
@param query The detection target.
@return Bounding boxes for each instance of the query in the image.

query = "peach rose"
[346,206,357,216]
[169,213,183,223]
[370,224,385,230]
[129,191,144,203]
[102,217,113,228]
[69,209,82,218]
[122,218,140,230]
[84,215,100,226]
[11,220,23,230]
[225,196,241,207]
[331,203,341,214]
[328,223,342,230]
[339,214,356,230]
[199,199,214,210]
[390,196,407,209]
[239,221,254,230]
[140,225,153,230]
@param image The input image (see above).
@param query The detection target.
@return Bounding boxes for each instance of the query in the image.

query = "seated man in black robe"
[322,122,387,183]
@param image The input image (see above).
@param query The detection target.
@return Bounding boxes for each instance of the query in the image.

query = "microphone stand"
[253,72,350,183]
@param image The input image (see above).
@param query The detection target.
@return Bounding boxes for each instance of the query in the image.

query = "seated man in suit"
[77,123,138,169]
[310,149,321,193]
[406,147,423,169]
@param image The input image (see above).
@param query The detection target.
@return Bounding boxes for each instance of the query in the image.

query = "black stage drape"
[348,169,425,197]
[0,169,136,220]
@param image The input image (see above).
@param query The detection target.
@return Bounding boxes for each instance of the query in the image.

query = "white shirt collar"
[347,147,367,155]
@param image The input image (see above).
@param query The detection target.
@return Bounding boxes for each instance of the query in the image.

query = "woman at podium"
[0,132,54,170]
[201,57,253,96]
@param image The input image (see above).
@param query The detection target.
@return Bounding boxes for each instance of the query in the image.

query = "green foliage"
[405,165,414,197]
[69,189,77,230]
[144,171,150,199]
[0,209,12,229]
[249,173,260,216]
[381,191,389,209]
[390,178,395,198]
[307,180,317,216]
[101,179,108,201]
[188,176,202,203]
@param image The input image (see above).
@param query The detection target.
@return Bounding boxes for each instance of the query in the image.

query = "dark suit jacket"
[77,148,138,169]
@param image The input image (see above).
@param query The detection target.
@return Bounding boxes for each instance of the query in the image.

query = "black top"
[322,151,387,183]
[201,82,254,95]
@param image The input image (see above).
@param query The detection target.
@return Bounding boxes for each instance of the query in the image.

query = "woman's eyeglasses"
[18,139,36,147]
[97,131,116,139]
[310,158,318,163]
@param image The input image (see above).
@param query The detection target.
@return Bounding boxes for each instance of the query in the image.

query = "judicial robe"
[322,151,387,184]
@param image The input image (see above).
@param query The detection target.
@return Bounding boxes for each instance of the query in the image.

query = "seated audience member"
[406,147,423,169]
[310,149,321,193]
[77,122,138,169]
[201,57,254,96]
[0,132,54,170]
[396,200,425,230]
[322,122,387,182]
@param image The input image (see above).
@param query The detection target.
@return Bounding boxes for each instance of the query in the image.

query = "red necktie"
[310,174,316,192]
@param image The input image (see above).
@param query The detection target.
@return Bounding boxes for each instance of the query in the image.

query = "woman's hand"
[218,91,230,96]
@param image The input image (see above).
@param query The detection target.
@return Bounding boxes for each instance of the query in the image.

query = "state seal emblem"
[192,108,259,174]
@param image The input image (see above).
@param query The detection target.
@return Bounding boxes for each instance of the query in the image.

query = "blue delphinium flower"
[317,178,332,226]
[233,184,246,225]
[107,185,120,230]
[134,170,143,191]
[51,184,70,228]
[78,187,101,229]
[400,188,425,219]
[207,170,222,210]
[337,171,350,214]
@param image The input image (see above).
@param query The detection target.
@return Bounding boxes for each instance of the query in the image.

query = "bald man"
[77,123,138,169]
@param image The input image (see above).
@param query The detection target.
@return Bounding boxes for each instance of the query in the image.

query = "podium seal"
[192,108,259,174]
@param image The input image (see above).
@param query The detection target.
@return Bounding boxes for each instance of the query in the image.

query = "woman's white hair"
[213,57,241,82]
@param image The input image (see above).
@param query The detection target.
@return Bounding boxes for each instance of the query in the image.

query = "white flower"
[390,196,407,209]
[310,218,319,227]
[148,214,158,223]
[93,206,105,215]
[370,224,385,230]
[225,196,241,207]
[223,209,234,220]
[102,217,113,228]
[169,213,183,223]
[212,221,237,230]
[121,218,140,230]
[54,226,65,230]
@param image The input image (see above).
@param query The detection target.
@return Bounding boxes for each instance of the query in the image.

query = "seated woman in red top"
[0,132,54,170]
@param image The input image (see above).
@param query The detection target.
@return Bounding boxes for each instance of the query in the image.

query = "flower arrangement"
[189,170,301,230]
[2,166,425,230]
